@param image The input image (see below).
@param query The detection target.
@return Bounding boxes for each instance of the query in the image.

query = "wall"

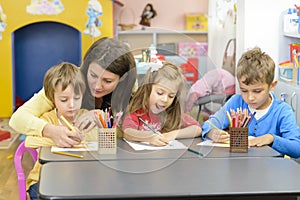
[0,0,113,117]
[236,0,299,80]
[208,0,236,70]
[113,0,208,31]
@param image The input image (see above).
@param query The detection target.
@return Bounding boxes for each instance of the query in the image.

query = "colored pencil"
[53,151,83,158]
[60,115,76,131]
[138,117,163,136]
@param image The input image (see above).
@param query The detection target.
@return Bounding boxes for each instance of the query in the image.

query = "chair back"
[14,140,38,200]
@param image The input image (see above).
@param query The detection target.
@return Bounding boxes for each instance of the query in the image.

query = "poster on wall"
[0,4,7,40]
[26,0,64,15]
[83,0,103,38]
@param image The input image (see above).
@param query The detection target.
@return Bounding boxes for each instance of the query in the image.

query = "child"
[122,62,202,146]
[201,47,300,158]
[25,62,97,200]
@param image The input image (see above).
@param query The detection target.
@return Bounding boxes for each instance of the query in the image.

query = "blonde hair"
[43,62,86,104]
[237,47,275,86]
[127,62,187,132]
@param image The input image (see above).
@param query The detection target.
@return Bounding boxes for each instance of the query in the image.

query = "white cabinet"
[274,81,299,125]
[275,10,300,125]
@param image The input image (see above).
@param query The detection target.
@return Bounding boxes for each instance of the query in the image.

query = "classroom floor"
[0,134,33,200]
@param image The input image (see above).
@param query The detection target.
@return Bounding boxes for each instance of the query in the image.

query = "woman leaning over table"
[9,37,137,147]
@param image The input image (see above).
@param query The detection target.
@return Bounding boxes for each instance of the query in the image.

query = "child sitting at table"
[201,47,300,158]
[25,62,98,200]
[122,61,202,146]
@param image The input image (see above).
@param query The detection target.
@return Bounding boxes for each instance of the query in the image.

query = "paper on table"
[124,139,187,151]
[197,136,256,148]
[51,141,98,152]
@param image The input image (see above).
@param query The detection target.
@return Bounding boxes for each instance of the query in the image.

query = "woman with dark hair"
[9,37,137,147]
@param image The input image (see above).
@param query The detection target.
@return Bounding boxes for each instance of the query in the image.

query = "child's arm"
[163,114,202,141]
[123,128,168,146]
[163,125,202,141]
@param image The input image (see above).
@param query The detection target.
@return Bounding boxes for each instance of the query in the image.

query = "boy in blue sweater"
[202,47,300,158]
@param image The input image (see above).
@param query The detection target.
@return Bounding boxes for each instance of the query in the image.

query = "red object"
[156,54,165,61]
[0,130,11,142]
[180,58,199,85]
[112,0,124,7]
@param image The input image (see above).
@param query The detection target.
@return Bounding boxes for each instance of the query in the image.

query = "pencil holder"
[98,128,117,154]
[229,127,248,153]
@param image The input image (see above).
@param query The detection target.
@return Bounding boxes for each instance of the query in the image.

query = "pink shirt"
[122,109,200,132]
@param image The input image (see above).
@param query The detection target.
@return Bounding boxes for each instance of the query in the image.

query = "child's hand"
[207,128,230,143]
[149,134,169,146]
[161,131,177,142]
[248,134,274,147]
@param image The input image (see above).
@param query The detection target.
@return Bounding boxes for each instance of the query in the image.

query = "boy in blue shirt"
[202,47,300,158]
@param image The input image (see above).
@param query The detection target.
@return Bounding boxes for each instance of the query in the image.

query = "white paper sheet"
[51,141,98,152]
[197,136,255,148]
[124,139,187,151]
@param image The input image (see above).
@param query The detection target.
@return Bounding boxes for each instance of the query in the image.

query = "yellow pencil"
[60,115,76,131]
[53,151,83,158]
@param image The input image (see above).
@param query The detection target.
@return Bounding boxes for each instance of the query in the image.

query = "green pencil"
[188,148,204,156]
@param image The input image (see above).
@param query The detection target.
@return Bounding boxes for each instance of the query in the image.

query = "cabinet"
[274,10,300,125]
[274,81,299,125]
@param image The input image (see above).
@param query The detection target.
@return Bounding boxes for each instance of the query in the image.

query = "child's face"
[149,81,178,114]
[54,83,83,121]
[238,77,276,110]
[87,62,120,98]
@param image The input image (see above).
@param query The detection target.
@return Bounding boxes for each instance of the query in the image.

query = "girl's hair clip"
[148,61,163,72]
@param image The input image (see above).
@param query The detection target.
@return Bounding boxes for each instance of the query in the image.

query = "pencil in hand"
[60,115,76,131]
[138,117,163,136]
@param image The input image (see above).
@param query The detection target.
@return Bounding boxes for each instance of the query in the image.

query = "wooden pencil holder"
[98,128,117,154]
[229,127,248,153]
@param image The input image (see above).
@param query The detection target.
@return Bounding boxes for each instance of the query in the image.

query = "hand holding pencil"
[206,120,229,143]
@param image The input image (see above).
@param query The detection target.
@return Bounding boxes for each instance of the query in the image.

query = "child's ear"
[269,80,277,91]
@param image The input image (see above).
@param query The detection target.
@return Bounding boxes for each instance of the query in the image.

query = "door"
[13,22,81,103]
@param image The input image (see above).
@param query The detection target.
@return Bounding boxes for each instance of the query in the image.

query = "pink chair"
[14,140,38,200]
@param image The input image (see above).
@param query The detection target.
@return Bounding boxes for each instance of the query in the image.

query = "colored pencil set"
[95,109,123,128]
[226,108,256,128]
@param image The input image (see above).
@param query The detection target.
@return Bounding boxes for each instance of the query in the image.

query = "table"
[38,158,300,199]
[39,137,281,164]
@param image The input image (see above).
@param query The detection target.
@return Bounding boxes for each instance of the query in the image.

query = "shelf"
[117,29,208,35]
[283,32,300,38]
[115,28,208,52]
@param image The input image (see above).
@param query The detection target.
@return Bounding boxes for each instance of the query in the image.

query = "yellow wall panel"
[0,0,113,117]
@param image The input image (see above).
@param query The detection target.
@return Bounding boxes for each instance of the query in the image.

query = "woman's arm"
[9,89,54,137]
[9,89,82,147]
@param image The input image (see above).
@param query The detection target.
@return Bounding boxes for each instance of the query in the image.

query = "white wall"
[236,0,299,80]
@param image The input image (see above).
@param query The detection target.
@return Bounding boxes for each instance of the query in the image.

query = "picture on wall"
[0,4,7,40]
[26,0,64,15]
[83,0,103,38]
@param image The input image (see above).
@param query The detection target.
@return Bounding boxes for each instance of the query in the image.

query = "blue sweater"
[202,93,300,158]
